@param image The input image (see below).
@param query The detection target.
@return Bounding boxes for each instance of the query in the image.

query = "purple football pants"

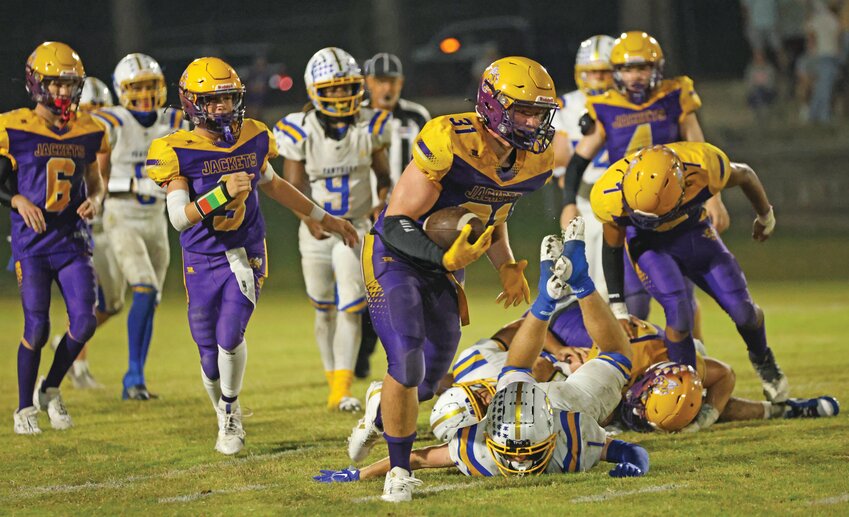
[182,246,266,380]
[363,234,461,402]
[627,221,768,359]
[17,251,97,349]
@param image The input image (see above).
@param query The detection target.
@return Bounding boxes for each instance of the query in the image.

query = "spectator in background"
[244,56,270,120]
[779,0,809,97]
[742,0,787,72]
[805,0,841,123]
[746,48,779,120]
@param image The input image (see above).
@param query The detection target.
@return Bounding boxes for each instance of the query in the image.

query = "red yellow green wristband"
[194,184,233,218]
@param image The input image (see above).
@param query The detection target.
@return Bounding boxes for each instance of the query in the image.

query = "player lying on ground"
[318,220,649,494]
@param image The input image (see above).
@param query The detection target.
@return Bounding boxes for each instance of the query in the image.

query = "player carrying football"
[348,56,560,502]
[0,42,107,434]
[146,57,357,455]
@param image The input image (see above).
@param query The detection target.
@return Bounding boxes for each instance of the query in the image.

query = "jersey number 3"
[45,158,75,212]
[213,174,248,231]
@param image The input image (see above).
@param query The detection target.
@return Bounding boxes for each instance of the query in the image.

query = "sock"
[738,322,769,360]
[332,311,361,371]
[221,394,237,403]
[72,359,88,376]
[315,310,336,372]
[329,369,354,408]
[17,343,42,410]
[218,340,247,400]
[201,367,222,410]
[125,286,157,388]
[762,401,772,419]
[44,334,85,389]
[384,432,416,472]
[664,333,697,368]
[140,299,157,366]
[324,370,335,389]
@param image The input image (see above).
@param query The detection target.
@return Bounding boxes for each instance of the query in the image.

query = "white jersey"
[275,108,392,220]
[551,90,610,187]
[450,339,561,384]
[448,353,630,477]
[92,106,185,209]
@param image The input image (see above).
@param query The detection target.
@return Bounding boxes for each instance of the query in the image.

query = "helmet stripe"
[432,406,466,428]
[514,385,523,440]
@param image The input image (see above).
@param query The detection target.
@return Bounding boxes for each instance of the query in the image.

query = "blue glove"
[313,467,361,483]
[561,218,595,299]
[609,462,645,478]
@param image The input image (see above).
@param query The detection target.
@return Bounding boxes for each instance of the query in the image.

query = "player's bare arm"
[96,149,111,187]
[260,165,358,247]
[370,147,391,220]
[725,162,774,242]
[488,223,531,307]
[77,160,105,220]
[283,158,328,240]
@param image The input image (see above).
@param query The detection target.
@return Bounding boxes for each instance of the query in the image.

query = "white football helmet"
[574,35,615,95]
[113,53,167,112]
[78,77,113,112]
[430,382,495,442]
[485,382,557,476]
[304,47,364,117]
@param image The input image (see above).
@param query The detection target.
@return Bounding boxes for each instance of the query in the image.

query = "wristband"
[610,302,629,320]
[310,204,327,222]
[194,184,232,218]
[756,206,775,234]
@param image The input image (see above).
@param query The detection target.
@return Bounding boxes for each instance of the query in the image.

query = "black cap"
[365,53,403,77]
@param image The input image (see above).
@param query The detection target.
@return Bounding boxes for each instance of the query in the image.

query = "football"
[422,206,485,250]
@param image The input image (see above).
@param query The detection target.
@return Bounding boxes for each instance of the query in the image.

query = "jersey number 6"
[45,158,75,212]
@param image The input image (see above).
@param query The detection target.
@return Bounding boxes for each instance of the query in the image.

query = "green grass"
[0,280,847,516]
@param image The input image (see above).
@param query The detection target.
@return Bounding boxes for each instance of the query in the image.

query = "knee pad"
[386,284,424,341]
[69,313,97,343]
[24,320,50,350]
[726,298,760,329]
[388,347,425,389]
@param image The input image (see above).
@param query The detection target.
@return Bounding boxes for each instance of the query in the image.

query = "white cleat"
[13,406,41,435]
[215,399,245,456]
[68,360,103,389]
[34,377,73,430]
[338,396,362,412]
[348,381,382,462]
[381,466,422,503]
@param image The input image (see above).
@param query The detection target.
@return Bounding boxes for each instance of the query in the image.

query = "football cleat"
[69,360,103,390]
[13,406,41,435]
[338,396,362,412]
[122,384,158,401]
[750,349,789,402]
[783,397,839,419]
[381,466,421,503]
[313,467,361,483]
[34,377,72,430]
[215,399,246,455]
[348,381,382,462]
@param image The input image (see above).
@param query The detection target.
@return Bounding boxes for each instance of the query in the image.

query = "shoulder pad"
[367,109,392,137]
[274,113,308,143]
[412,116,455,178]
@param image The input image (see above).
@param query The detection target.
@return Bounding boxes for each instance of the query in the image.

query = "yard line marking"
[158,484,270,503]
[13,447,312,499]
[810,493,849,505]
[571,483,686,503]
[352,481,482,503]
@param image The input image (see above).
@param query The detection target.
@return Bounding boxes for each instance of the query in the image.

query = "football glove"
[313,467,360,483]
[496,259,530,307]
[442,224,494,271]
[561,217,595,298]
[609,462,645,478]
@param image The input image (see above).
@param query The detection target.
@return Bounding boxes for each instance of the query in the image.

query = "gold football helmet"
[621,145,686,229]
[179,57,245,144]
[476,56,559,153]
[610,31,665,103]
[643,362,703,432]
[25,42,86,120]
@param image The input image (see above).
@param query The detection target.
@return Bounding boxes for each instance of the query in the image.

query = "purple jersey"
[146,119,278,254]
[586,76,702,162]
[374,112,553,237]
[0,108,108,259]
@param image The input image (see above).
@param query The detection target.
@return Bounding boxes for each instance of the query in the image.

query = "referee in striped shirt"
[356,52,432,378]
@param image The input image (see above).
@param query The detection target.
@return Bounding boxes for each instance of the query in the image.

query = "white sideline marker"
[158,484,269,503]
[571,483,686,504]
[14,448,312,500]
[810,493,849,505]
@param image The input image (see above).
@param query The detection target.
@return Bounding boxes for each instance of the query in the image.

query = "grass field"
[0,278,847,516]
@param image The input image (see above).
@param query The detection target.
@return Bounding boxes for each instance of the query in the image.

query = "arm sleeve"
[0,154,16,207]
[273,114,307,161]
[379,215,445,270]
[562,153,592,206]
[602,239,626,305]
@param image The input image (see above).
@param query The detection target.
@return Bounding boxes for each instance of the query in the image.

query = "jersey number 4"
[45,158,75,212]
